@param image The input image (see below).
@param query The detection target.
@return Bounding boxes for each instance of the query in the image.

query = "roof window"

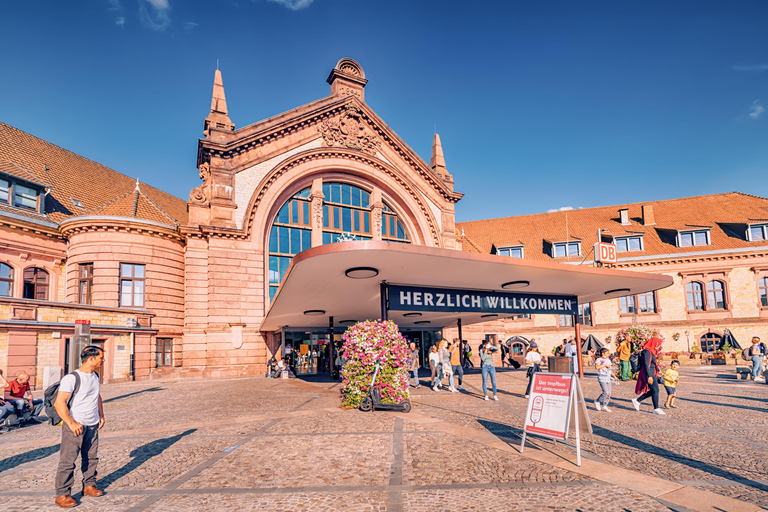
[497,245,524,258]
[615,235,643,252]
[747,223,768,242]
[553,241,580,258]
[677,229,709,247]
[71,198,84,209]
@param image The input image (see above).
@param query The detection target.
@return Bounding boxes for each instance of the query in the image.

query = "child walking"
[663,360,680,408]
[594,348,617,412]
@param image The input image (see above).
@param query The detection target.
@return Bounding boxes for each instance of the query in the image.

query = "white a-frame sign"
[520,373,596,466]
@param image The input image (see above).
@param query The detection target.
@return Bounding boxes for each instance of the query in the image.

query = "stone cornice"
[60,216,183,241]
[616,248,768,268]
[0,214,63,240]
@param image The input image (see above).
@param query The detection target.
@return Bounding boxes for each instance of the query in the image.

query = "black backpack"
[44,372,82,426]
[629,352,641,373]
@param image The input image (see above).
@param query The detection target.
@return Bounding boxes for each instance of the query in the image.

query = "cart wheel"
[401,400,412,413]
[360,396,373,412]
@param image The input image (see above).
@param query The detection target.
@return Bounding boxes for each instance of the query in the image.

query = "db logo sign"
[594,242,617,264]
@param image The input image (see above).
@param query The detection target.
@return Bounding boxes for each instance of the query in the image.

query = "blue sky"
[1,1,767,222]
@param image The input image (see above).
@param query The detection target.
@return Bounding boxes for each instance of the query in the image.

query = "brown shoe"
[55,495,77,508]
[83,485,104,497]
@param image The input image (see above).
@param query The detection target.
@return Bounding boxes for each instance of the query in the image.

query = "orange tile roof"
[83,184,180,226]
[457,192,768,261]
[0,122,187,225]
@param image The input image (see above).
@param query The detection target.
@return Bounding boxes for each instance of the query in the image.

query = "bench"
[736,367,752,380]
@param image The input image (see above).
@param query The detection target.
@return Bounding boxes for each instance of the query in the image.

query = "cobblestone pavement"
[0,364,765,511]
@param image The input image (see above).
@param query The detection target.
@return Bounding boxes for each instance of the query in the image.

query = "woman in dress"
[523,343,542,398]
[631,337,666,415]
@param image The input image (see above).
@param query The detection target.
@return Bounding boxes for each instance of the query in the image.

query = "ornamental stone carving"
[189,162,211,204]
[318,105,381,155]
[311,192,324,229]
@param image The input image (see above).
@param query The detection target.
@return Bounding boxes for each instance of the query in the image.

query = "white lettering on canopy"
[400,291,411,305]
[424,293,434,306]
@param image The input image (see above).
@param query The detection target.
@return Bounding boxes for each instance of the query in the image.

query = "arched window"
[23,267,48,300]
[700,332,722,353]
[268,188,312,303]
[686,282,704,311]
[0,263,12,297]
[381,203,410,243]
[758,277,768,307]
[322,182,372,244]
[706,280,727,310]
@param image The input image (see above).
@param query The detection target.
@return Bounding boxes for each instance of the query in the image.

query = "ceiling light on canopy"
[403,312,422,317]
[303,310,326,316]
[344,267,379,279]
[604,288,631,297]
[414,320,431,325]
[501,280,530,290]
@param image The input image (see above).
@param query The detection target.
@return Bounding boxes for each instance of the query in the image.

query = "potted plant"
[711,349,727,365]
[691,343,702,359]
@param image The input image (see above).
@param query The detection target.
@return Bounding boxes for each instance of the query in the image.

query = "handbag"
[442,362,453,376]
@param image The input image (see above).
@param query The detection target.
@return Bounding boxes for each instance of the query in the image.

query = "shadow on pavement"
[697,392,768,403]
[676,397,766,413]
[103,387,165,404]
[477,419,522,440]
[97,428,196,490]
[0,444,60,473]
[593,425,768,492]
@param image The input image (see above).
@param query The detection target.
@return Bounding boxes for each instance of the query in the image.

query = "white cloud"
[733,64,768,72]
[268,0,314,10]
[107,0,122,10]
[184,21,199,31]
[547,206,574,213]
[139,0,172,31]
[116,16,126,27]
[749,100,765,119]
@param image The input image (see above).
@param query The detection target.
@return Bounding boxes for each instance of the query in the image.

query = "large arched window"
[322,182,372,243]
[706,280,727,310]
[0,263,12,297]
[686,282,704,311]
[267,188,312,303]
[759,277,768,307]
[381,203,409,243]
[23,267,48,300]
[700,332,722,353]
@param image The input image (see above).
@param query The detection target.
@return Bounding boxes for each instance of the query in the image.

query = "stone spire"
[204,69,235,138]
[430,133,453,188]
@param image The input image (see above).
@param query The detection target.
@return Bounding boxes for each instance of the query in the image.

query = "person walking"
[406,342,420,389]
[449,339,465,391]
[53,345,106,508]
[747,337,767,382]
[438,340,457,392]
[564,338,578,373]
[429,345,441,390]
[631,337,665,415]
[462,340,474,369]
[480,339,499,400]
[524,343,542,398]
[594,347,616,412]
[617,337,632,381]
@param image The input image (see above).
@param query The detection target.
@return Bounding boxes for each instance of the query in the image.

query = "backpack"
[629,352,641,373]
[44,372,82,426]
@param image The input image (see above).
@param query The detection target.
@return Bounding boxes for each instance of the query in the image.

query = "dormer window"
[553,241,580,258]
[747,223,768,242]
[0,178,8,203]
[677,229,709,247]
[498,245,524,258]
[0,175,42,212]
[615,235,643,252]
[71,198,84,209]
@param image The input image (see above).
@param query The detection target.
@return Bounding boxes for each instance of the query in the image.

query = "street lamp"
[685,330,690,352]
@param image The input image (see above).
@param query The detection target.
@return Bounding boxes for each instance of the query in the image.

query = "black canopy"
[721,328,742,351]
[581,334,604,354]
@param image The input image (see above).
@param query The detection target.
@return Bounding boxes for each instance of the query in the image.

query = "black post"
[457,318,464,367]
[329,316,337,379]
[380,282,389,321]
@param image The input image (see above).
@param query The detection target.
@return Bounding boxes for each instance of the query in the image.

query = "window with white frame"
[0,176,40,211]
[497,246,523,258]
[615,235,643,252]
[748,224,768,242]
[552,241,580,258]
[120,263,145,307]
[677,229,709,247]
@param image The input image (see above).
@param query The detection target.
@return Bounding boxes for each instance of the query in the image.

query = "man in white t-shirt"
[53,345,106,508]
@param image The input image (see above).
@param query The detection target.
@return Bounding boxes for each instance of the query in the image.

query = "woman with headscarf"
[631,337,665,415]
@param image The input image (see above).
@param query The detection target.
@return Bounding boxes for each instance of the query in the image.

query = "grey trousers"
[55,424,99,496]
[597,380,611,406]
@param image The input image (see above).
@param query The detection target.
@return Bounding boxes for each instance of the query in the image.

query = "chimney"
[619,208,630,226]
[642,204,655,226]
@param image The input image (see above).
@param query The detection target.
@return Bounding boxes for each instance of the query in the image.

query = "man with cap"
[524,342,542,398]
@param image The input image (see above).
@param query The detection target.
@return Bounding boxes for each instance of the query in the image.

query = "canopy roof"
[260,241,673,332]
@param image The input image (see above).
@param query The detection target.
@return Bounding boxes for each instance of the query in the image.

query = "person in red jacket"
[5,372,44,423]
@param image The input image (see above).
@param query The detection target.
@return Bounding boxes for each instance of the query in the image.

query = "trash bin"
[548,356,572,374]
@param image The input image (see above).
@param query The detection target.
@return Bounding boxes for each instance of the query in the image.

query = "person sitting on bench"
[5,372,45,423]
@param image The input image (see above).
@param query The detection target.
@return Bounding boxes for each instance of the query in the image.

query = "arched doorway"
[700,332,723,353]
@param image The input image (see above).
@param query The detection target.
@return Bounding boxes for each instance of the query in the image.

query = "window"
[268,188,313,302]
[553,241,580,258]
[509,314,531,320]
[322,183,373,241]
[0,263,12,296]
[759,277,768,307]
[0,178,8,204]
[686,282,704,311]
[748,224,768,242]
[619,295,636,314]
[71,198,84,209]
[558,314,573,327]
[637,292,656,313]
[678,230,709,247]
[615,236,643,252]
[498,246,523,258]
[13,183,38,210]
[381,203,409,243]
[700,332,722,353]
[706,280,726,310]
[577,303,592,326]
[120,263,145,307]
[23,267,48,300]
[77,263,93,304]
[156,338,172,367]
